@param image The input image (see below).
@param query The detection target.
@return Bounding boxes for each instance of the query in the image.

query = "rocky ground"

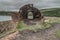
[1,23,60,40]
[0,17,60,40]
[13,24,60,40]
[0,20,18,34]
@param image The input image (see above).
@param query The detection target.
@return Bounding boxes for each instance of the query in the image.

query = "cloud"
[0,0,60,11]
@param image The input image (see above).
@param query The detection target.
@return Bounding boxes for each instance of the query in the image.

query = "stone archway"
[11,4,44,27]
[19,4,43,20]
[11,4,44,23]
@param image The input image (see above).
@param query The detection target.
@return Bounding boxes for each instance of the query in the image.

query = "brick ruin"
[10,4,44,29]
[11,4,43,22]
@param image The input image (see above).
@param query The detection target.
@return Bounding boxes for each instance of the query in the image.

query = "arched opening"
[27,11,33,19]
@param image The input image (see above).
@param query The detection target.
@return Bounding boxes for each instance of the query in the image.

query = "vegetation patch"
[42,10,60,17]
[18,9,60,31]
[18,20,52,31]
[56,29,60,38]
[18,19,59,31]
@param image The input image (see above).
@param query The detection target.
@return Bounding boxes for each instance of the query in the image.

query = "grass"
[0,29,17,38]
[17,8,60,31]
[42,9,60,17]
[0,11,14,16]
[18,17,60,31]
[56,29,60,38]
[18,20,52,31]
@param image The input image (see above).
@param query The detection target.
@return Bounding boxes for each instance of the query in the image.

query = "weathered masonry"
[19,4,43,20]
[11,4,43,21]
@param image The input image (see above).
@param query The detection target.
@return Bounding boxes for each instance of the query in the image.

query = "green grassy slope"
[0,8,60,16]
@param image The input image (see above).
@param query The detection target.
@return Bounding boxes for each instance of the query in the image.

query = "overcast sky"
[0,0,60,11]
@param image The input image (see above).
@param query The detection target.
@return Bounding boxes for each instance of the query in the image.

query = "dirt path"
[0,31,19,40]
[13,24,60,40]
[0,24,60,40]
